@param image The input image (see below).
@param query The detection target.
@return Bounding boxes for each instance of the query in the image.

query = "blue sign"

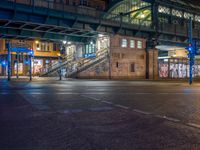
[84,53,96,58]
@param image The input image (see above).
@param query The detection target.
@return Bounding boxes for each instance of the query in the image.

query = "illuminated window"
[130,40,135,48]
[121,39,127,48]
[195,15,200,22]
[40,42,50,52]
[106,0,151,26]
[137,41,142,49]
[85,43,95,54]
[184,12,193,19]
[36,43,40,51]
[172,9,182,18]
[158,6,170,15]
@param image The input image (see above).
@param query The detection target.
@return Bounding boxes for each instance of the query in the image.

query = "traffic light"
[186,43,194,53]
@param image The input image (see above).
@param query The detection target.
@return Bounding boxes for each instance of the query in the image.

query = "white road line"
[162,116,180,122]
[133,109,151,115]
[101,100,113,105]
[187,123,200,129]
[81,95,101,101]
[115,104,129,110]
[154,115,180,122]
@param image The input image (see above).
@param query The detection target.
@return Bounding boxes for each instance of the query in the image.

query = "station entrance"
[5,42,34,81]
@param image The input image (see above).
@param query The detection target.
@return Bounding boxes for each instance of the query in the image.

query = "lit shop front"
[158,47,200,79]
[159,58,200,78]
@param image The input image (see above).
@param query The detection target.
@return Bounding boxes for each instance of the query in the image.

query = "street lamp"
[29,49,34,81]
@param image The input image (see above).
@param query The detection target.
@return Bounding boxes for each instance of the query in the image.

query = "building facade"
[1,0,200,79]
[0,39,60,76]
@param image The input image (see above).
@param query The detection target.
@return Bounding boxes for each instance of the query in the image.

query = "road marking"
[162,116,180,122]
[101,100,113,105]
[115,104,129,110]
[133,109,151,115]
[187,123,200,129]
[81,95,101,101]
[154,115,180,122]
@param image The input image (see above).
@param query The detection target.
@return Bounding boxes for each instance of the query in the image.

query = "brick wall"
[110,35,146,79]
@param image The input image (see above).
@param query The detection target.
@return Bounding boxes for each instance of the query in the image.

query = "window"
[130,63,135,72]
[116,62,119,68]
[195,15,200,22]
[121,39,127,48]
[184,12,193,20]
[158,6,170,15]
[37,42,50,52]
[172,9,182,18]
[130,40,135,48]
[53,43,60,51]
[36,43,40,51]
[85,43,95,54]
[137,41,142,49]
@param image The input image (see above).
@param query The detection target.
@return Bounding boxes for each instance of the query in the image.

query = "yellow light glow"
[57,53,61,56]
[141,14,145,18]
[35,40,39,44]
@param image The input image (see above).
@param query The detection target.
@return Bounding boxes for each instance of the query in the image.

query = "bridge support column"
[7,42,11,81]
[148,49,158,80]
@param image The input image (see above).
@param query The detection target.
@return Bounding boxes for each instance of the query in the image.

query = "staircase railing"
[66,48,109,78]
[40,53,74,76]
[40,48,109,77]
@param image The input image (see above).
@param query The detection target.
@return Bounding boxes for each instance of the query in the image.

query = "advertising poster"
[159,63,168,78]
[33,59,43,74]
[14,63,23,75]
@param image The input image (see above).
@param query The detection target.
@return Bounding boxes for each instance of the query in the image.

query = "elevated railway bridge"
[0,0,200,79]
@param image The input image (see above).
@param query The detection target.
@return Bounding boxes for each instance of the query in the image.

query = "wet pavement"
[1,79,200,149]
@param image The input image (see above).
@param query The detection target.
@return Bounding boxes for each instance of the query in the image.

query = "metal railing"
[6,0,116,19]
[66,48,109,78]
[40,53,74,76]
[40,48,109,77]
[4,0,152,28]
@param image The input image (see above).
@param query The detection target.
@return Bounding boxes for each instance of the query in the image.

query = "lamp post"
[29,50,34,81]
[185,18,196,85]
[57,53,62,81]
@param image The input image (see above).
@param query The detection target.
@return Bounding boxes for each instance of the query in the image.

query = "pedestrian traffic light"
[1,60,6,66]
[29,49,34,57]
[186,43,194,53]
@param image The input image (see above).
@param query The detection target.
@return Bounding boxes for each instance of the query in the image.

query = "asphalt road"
[1,78,200,150]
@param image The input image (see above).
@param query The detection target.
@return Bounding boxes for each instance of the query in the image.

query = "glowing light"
[62,40,67,44]
[98,34,104,37]
[35,40,39,44]
[2,61,6,66]
[141,14,145,18]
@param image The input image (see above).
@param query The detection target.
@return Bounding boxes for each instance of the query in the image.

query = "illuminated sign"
[84,53,96,58]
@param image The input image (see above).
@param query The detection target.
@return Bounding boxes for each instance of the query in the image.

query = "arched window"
[106,0,151,26]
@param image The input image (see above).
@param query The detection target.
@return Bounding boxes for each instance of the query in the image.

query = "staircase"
[40,48,109,78]
[40,54,74,77]
[66,49,108,78]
